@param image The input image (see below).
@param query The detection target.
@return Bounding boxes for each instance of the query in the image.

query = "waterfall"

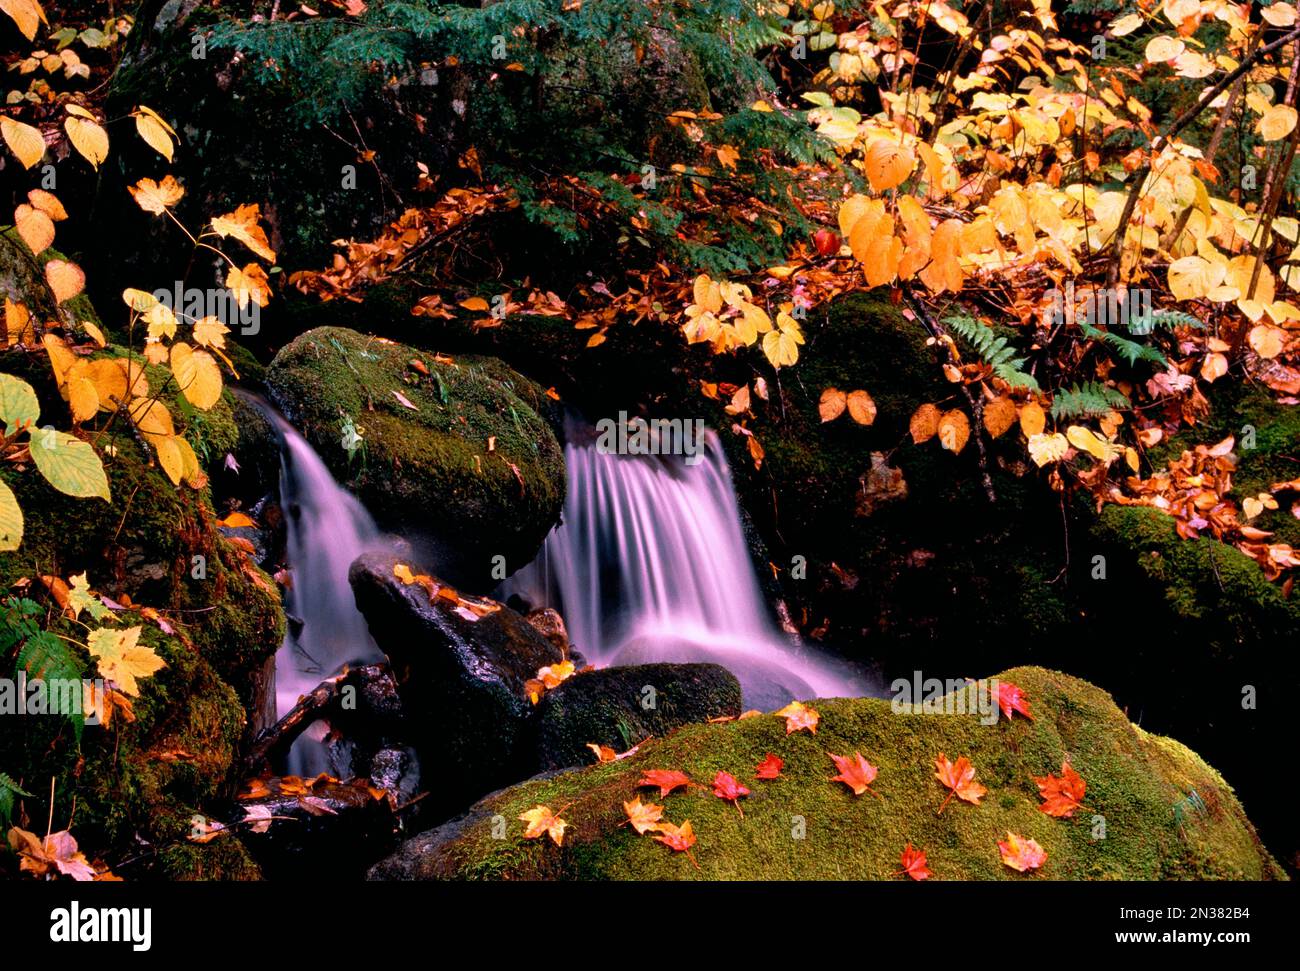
[264,407,386,775]
[506,427,867,709]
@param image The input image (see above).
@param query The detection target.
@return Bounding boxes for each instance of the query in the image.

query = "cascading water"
[264,407,387,775]
[507,426,867,709]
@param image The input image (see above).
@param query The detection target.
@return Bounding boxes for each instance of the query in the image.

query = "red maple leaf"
[1033,758,1087,818]
[896,843,931,881]
[828,751,881,798]
[993,680,1034,721]
[637,769,693,797]
[712,770,750,816]
[755,753,784,780]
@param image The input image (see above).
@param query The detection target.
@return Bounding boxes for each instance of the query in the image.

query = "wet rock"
[238,778,397,881]
[534,663,742,770]
[525,607,571,655]
[349,551,564,818]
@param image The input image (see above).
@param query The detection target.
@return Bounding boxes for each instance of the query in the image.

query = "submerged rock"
[267,326,565,588]
[349,551,564,817]
[534,663,742,770]
[367,667,1284,880]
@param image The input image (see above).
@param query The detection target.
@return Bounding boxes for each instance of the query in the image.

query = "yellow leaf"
[149,432,185,485]
[982,397,1018,438]
[0,116,44,168]
[1019,400,1046,437]
[44,259,84,304]
[192,316,230,350]
[0,0,47,41]
[86,626,165,697]
[128,396,174,437]
[41,334,76,386]
[819,387,846,422]
[210,203,276,262]
[226,263,271,309]
[1145,35,1185,63]
[85,358,128,410]
[846,389,877,425]
[458,296,490,312]
[1066,424,1111,461]
[1027,432,1068,466]
[1247,324,1286,359]
[143,301,179,342]
[863,138,916,192]
[938,409,970,453]
[64,361,99,423]
[4,298,34,346]
[170,342,223,410]
[0,478,22,552]
[1259,104,1299,142]
[27,189,66,221]
[14,203,54,254]
[81,320,106,348]
[128,175,184,215]
[1168,254,1222,301]
[64,113,109,169]
[1200,351,1228,382]
[909,403,941,443]
[133,108,176,161]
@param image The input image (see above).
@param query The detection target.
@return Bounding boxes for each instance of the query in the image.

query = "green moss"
[409,667,1282,880]
[266,326,566,584]
[0,619,255,879]
[1091,505,1300,636]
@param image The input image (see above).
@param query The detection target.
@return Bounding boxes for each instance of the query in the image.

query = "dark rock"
[349,551,564,817]
[238,779,398,881]
[524,607,570,655]
[534,663,742,770]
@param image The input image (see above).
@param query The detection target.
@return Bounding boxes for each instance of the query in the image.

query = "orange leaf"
[998,831,1047,872]
[828,750,880,797]
[1033,758,1087,818]
[934,753,987,813]
[774,700,819,735]
[637,769,693,797]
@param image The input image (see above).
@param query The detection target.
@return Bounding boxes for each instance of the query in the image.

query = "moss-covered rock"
[369,667,1283,880]
[535,663,742,770]
[0,328,284,878]
[267,326,565,586]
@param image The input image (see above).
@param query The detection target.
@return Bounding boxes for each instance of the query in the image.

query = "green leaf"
[0,373,40,437]
[27,427,110,501]
[0,478,21,551]
[0,771,34,829]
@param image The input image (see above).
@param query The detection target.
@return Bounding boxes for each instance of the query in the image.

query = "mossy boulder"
[535,663,743,770]
[267,326,565,586]
[368,667,1283,880]
[0,619,260,881]
[0,331,284,878]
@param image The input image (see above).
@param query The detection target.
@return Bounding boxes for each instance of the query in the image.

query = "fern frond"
[944,313,1040,390]
[1050,381,1130,420]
